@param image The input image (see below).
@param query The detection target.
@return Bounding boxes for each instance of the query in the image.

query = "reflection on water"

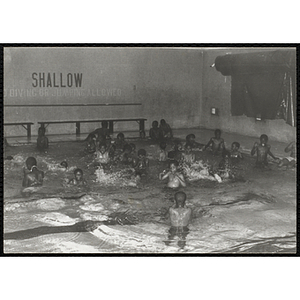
[3,141,296,253]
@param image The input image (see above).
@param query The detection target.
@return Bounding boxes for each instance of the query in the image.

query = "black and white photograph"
[2,45,297,254]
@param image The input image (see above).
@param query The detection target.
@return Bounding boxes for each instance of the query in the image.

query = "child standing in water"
[95,143,110,165]
[251,134,278,168]
[159,141,168,162]
[181,143,195,165]
[37,127,49,152]
[159,160,186,188]
[22,157,44,187]
[165,191,192,248]
[115,132,127,150]
[133,149,149,178]
[278,141,296,169]
[202,129,225,155]
[69,168,87,186]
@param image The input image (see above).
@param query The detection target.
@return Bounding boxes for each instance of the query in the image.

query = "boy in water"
[159,119,173,139]
[230,142,243,165]
[165,191,192,248]
[22,157,44,187]
[251,134,278,168]
[168,139,182,162]
[185,134,202,150]
[119,144,134,165]
[69,168,87,186]
[159,160,186,188]
[115,132,127,150]
[133,149,149,178]
[37,127,49,152]
[202,129,225,155]
[278,141,296,169]
[181,143,195,165]
[159,141,168,162]
[218,150,234,179]
[149,120,161,142]
[95,142,110,165]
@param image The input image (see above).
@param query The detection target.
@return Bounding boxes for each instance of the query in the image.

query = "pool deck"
[5,127,295,158]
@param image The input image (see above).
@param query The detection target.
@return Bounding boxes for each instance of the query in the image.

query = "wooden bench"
[4,122,34,138]
[38,118,147,136]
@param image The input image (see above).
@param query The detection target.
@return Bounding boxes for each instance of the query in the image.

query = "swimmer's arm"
[267,148,277,160]
[284,141,295,153]
[22,174,29,187]
[160,172,171,180]
[176,173,186,187]
[203,138,213,150]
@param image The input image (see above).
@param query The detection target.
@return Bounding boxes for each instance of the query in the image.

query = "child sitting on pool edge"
[68,168,87,186]
[278,141,296,169]
[149,120,161,143]
[37,126,49,152]
[22,157,44,187]
[159,160,186,189]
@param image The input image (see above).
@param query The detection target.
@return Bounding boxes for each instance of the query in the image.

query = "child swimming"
[119,144,134,165]
[251,134,278,168]
[37,127,49,152]
[278,141,296,169]
[202,129,225,155]
[22,157,44,187]
[133,149,149,178]
[181,143,195,165]
[159,160,186,188]
[185,134,202,150]
[115,132,127,150]
[149,120,161,142]
[68,168,87,186]
[159,141,168,162]
[218,150,234,179]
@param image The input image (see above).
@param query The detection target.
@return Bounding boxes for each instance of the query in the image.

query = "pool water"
[3,139,297,253]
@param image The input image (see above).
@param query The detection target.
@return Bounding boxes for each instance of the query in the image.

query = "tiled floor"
[5,127,294,158]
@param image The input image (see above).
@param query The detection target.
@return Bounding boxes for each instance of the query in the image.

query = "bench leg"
[76,122,81,136]
[108,121,114,135]
[27,124,32,138]
[139,120,145,132]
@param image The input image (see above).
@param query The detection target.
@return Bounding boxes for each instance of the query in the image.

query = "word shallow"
[32,73,83,88]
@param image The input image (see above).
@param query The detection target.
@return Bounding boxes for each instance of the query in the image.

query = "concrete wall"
[201,48,296,143]
[4,47,203,136]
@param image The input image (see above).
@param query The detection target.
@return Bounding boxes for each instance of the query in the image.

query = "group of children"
[22,121,296,189]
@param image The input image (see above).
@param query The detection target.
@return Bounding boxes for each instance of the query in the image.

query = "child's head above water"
[186,134,195,142]
[260,134,268,145]
[60,161,68,168]
[152,120,159,128]
[117,132,125,140]
[138,149,146,158]
[99,143,107,153]
[74,168,83,181]
[231,142,240,151]
[160,141,167,150]
[26,157,37,170]
[169,160,179,171]
[174,191,187,208]
[215,129,221,138]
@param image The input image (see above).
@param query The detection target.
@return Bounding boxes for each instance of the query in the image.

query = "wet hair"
[129,143,136,151]
[117,132,125,139]
[260,134,268,141]
[123,144,132,153]
[152,120,159,127]
[101,121,108,128]
[138,149,146,157]
[232,142,240,149]
[160,119,166,125]
[60,161,68,168]
[26,157,37,169]
[160,141,167,150]
[222,149,231,158]
[74,168,83,175]
[174,191,187,208]
[215,129,221,135]
[186,134,195,141]
[169,160,179,167]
